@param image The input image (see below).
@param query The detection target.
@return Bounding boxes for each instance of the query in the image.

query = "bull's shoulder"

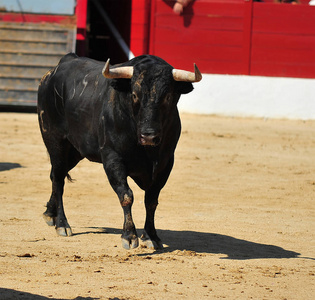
[58,54,97,68]
[59,52,78,64]
[39,53,79,86]
[41,55,105,87]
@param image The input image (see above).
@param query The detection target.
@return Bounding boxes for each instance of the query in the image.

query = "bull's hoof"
[140,232,163,250]
[56,226,73,237]
[43,213,55,226]
[121,236,139,250]
[142,238,163,250]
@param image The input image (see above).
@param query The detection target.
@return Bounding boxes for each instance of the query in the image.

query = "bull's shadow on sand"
[0,162,22,172]
[0,289,99,300]
[79,227,300,260]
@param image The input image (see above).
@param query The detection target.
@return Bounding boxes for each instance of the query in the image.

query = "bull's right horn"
[102,59,134,79]
[172,64,202,82]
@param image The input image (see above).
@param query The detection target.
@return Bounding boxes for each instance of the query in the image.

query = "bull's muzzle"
[139,133,161,146]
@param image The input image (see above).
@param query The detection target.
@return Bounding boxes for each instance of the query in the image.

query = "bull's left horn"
[102,59,133,79]
[172,64,202,82]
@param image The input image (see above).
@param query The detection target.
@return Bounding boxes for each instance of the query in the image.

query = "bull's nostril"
[152,136,161,145]
[140,133,161,146]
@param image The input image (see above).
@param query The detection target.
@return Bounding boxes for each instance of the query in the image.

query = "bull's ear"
[174,82,194,95]
[110,78,131,93]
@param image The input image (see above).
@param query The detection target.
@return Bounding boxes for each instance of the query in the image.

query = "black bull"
[37,53,201,249]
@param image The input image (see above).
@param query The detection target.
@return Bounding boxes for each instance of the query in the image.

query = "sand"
[0,112,314,299]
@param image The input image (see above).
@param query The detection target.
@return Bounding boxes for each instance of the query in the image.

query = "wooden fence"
[145,0,315,78]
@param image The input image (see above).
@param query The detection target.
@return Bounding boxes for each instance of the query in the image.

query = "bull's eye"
[132,92,139,105]
[132,92,140,115]
[163,94,171,106]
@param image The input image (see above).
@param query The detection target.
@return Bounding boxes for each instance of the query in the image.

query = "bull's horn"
[172,64,202,82]
[102,59,133,79]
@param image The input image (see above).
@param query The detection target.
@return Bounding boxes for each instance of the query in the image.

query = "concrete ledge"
[179,74,315,120]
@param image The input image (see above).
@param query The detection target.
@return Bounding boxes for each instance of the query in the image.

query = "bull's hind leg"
[43,139,82,236]
[44,171,71,236]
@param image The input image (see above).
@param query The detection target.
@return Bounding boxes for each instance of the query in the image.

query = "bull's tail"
[66,173,75,183]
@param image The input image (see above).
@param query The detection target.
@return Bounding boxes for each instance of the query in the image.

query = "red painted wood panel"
[76,0,87,30]
[154,27,243,46]
[130,0,151,56]
[156,43,244,62]
[150,0,249,74]
[156,1,244,16]
[251,2,315,78]
[155,14,244,31]
[75,0,87,40]
[170,58,245,75]
[253,4,315,35]
[0,12,76,24]
[260,0,311,3]
[149,0,315,78]
[252,33,315,51]
[251,61,315,78]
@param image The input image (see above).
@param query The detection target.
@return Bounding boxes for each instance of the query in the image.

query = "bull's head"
[102,56,202,147]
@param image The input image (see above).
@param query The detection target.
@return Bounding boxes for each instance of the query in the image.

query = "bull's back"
[38,53,79,114]
[37,54,108,162]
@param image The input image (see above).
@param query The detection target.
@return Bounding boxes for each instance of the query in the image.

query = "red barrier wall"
[251,2,315,78]
[148,0,315,78]
[130,0,151,56]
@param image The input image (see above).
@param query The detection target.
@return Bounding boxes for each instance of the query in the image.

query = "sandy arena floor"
[0,112,314,299]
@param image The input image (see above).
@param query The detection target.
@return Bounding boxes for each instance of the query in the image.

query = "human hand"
[173,2,184,15]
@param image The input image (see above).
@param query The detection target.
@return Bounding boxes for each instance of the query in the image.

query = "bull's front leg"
[141,188,163,250]
[102,152,138,249]
[141,156,175,250]
[120,190,138,249]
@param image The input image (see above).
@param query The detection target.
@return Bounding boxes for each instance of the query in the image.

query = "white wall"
[178,74,315,120]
